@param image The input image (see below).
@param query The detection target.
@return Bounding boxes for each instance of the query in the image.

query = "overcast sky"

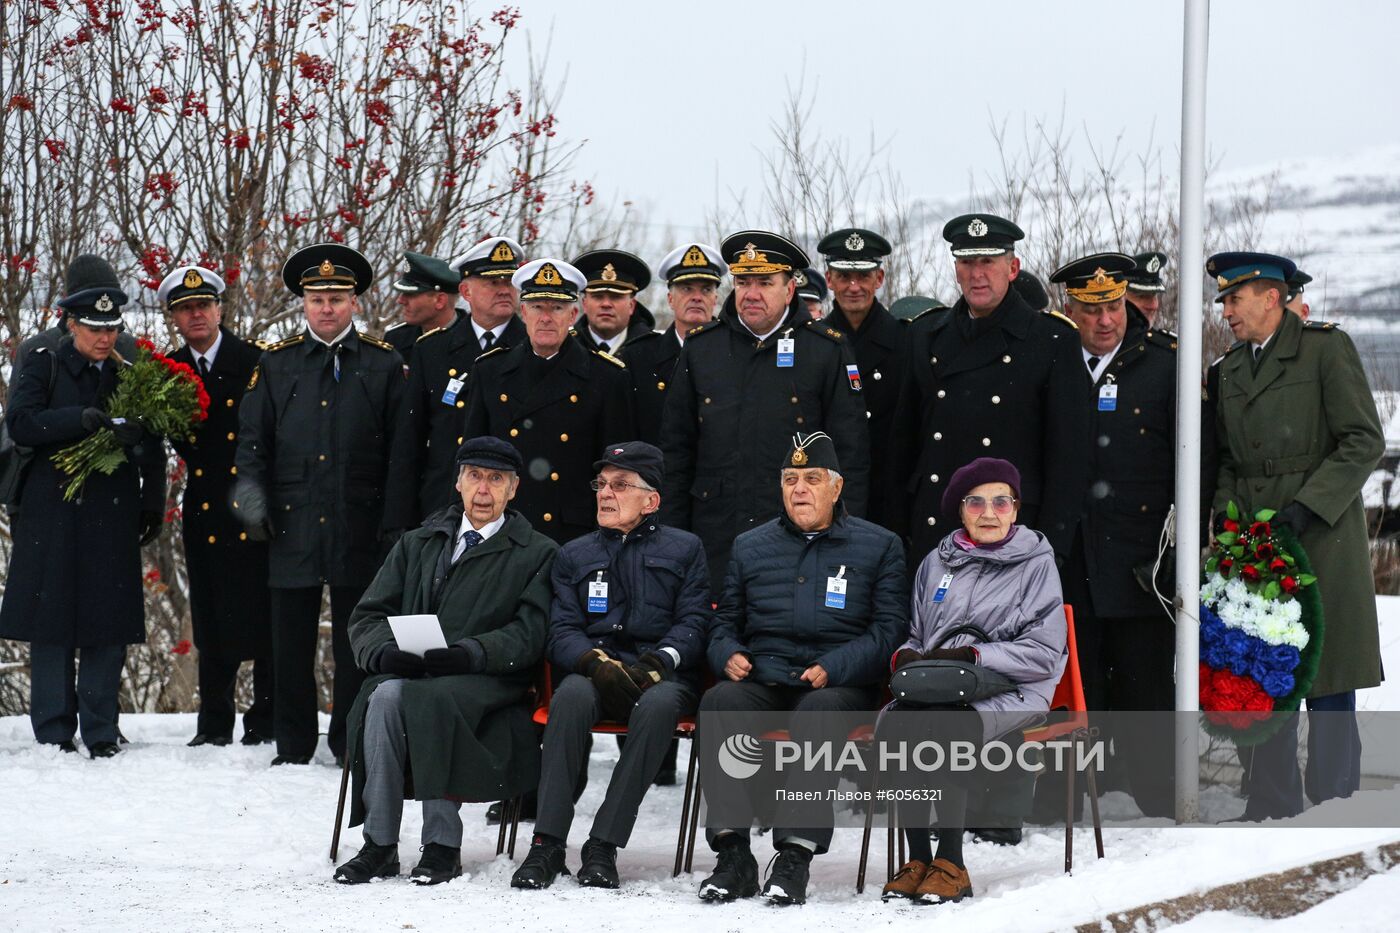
[508,0,1400,240]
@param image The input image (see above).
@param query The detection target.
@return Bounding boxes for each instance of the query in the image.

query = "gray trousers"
[361,678,463,848]
[29,643,125,746]
[535,673,698,847]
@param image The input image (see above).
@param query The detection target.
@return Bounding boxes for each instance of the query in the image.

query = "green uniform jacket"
[1210,311,1384,696]
[344,507,558,825]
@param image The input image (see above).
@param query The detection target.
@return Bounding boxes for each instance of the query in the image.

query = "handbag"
[889,624,1020,707]
[1,349,60,510]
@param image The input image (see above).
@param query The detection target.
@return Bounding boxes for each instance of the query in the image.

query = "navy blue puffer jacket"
[707,508,907,687]
[548,520,712,686]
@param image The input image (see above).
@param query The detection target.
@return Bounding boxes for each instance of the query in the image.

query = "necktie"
[198,356,210,378]
[1253,345,1263,363]
[453,529,483,564]
[481,331,495,353]
[1087,356,1100,374]
[332,344,342,382]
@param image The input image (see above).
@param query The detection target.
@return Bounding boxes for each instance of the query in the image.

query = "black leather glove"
[630,651,674,689]
[81,408,143,445]
[138,510,162,545]
[423,642,481,677]
[1276,502,1316,536]
[924,646,977,664]
[378,647,427,678]
[576,648,608,677]
[592,658,643,722]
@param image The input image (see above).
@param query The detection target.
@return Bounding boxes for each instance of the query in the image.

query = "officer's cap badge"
[534,262,562,286]
[845,232,865,252]
[95,293,113,313]
[790,448,808,467]
[682,245,708,267]
[600,263,617,282]
[318,259,335,276]
[1146,255,1161,274]
[183,269,204,289]
[968,218,989,237]
[490,241,516,263]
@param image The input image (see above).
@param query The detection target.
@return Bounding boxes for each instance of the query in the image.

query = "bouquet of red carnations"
[54,338,210,500]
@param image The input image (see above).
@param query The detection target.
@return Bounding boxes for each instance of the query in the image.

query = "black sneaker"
[698,836,759,902]
[760,844,812,905]
[334,841,399,884]
[88,741,121,759]
[510,836,569,889]
[187,733,232,748]
[409,843,462,885]
[576,838,619,889]
[271,754,312,766]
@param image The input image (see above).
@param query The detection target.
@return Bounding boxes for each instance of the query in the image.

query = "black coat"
[619,324,684,445]
[706,507,907,688]
[571,301,657,355]
[385,312,527,526]
[460,334,636,545]
[659,295,871,593]
[1073,322,1177,618]
[169,328,272,659]
[0,340,166,647]
[382,321,421,361]
[823,299,905,528]
[889,290,1091,564]
[234,328,405,588]
[547,521,712,688]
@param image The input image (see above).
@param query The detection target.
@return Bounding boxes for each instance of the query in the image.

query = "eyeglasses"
[961,495,1018,514]
[590,478,653,494]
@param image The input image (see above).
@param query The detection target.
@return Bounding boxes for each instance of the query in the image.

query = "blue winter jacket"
[707,507,907,687]
[547,520,712,686]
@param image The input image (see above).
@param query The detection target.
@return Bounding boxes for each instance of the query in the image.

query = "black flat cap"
[594,440,664,490]
[456,435,523,472]
[1010,271,1049,311]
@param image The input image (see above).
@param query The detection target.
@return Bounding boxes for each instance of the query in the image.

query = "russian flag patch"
[845,364,862,391]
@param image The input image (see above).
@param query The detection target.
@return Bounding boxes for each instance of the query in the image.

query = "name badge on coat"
[776,337,795,368]
[587,572,609,614]
[441,376,466,406]
[825,565,847,609]
[932,572,954,603]
[1098,382,1118,412]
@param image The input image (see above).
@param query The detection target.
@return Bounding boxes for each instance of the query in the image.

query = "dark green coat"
[1209,311,1384,696]
[344,507,557,824]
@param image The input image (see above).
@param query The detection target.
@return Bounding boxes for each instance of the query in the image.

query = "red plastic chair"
[855,604,1102,892]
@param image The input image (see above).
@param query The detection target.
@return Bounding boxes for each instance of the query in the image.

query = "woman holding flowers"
[0,259,166,758]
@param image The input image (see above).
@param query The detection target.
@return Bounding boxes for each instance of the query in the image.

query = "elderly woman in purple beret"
[880,457,1067,906]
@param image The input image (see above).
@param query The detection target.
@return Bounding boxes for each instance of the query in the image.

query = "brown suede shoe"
[881,859,930,902]
[916,858,973,904]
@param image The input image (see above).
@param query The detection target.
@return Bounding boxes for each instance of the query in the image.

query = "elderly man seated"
[333,437,558,886]
[697,432,906,905]
[512,441,711,890]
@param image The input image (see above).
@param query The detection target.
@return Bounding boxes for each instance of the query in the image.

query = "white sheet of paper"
[387,614,448,657]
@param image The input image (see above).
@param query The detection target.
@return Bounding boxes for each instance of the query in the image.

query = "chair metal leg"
[684,769,702,873]
[1082,732,1105,860]
[507,796,522,859]
[897,822,906,872]
[1064,736,1077,874]
[495,798,510,856]
[674,738,699,877]
[330,752,351,862]
[856,766,881,894]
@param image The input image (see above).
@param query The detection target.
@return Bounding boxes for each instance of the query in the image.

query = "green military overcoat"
[344,506,557,826]
[1211,310,1385,696]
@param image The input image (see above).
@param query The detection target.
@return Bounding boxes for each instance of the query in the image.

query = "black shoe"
[409,843,462,885]
[88,741,121,759]
[760,844,812,905]
[510,836,569,889]
[187,733,232,748]
[968,827,1022,846]
[271,754,312,766]
[698,836,759,902]
[333,841,399,884]
[240,729,274,746]
[653,770,677,787]
[44,739,79,754]
[117,728,130,744]
[334,754,345,770]
[576,838,619,889]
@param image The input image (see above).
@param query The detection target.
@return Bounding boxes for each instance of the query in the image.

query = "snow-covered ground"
[4,600,1400,932]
